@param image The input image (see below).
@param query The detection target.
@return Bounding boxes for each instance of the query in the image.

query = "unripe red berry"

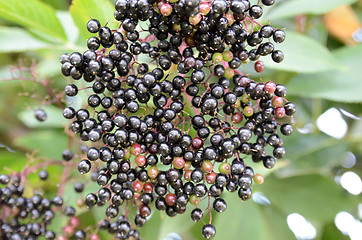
[63,225,74,236]
[184,170,192,181]
[132,180,143,193]
[264,81,276,94]
[231,112,243,124]
[183,162,192,171]
[192,137,204,149]
[130,143,142,156]
[160,3,172,16]
[165,193,177,206]
[206,172,217,184]
[254,60,264,73]
[274,106,286,118]
[69,216,80,228]
[199,2,211,15]
[133,192,141,200]
[140,204,151,217]
[189,13,202,25]
[173,157,185,169]
[272,97,284,107]
[90,234,100,240]
[202,160,214,173]
[143,182,153,193]
[135,155,146,167]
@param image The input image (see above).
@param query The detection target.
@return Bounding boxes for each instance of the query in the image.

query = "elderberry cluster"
[60,0,295,239]
[0,174,74,240]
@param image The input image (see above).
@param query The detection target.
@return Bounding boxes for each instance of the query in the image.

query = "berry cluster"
[60,0,295,239]
[0,174,74,239]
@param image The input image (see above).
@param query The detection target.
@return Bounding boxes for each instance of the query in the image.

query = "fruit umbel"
[60,0,294,239]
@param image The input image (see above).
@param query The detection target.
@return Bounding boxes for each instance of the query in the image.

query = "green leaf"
[0,0,67,42]
[14,130,68,158]
[0,27,51,52]
[262,31,339,73]
[257,174,359,222]
[321,222,349,240]
[56,11,79,44]
[275,132,348,177]
[70,0,117,41]
[213,192,294,240]
[287,44,362,102]
[140,210,196,240]
[0,150,28,172]
[266,0,357,20]
[18,105,67,128]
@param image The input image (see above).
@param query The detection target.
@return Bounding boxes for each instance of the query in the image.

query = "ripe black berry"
[202,224,216,239]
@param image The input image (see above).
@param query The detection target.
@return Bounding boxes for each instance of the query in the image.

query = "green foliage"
[214,193,295,240]
[0,27,51,52]
[266,0,358,20]
[263,31,340,73]
[70,0,118,41]
[257,174,358,222]
[0,0,67,42]
[0,0,361,239]
[287,44,362,102]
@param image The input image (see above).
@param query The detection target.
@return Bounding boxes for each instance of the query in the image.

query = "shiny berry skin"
[139,204,151,217]
[284,102,296,116]
[263,156,275,169]
[272,50,284,63]
[243,106,254,117]
[273,29,286,43]
[65,84,78,96]
[202,224,216,239]
[165,193,177,206]
[264,81,276,94]
[0,174,10,184]
[160,3,173,16]
[254,60,264,73]
[280,123,293,136]
[35,109,47,121]
[191,208,203,222]
[130,143,142,156]
[213,198,227,212]
[189,194,201,206]
[238,187,252,201]
[173,157,185,169]
[274,106,286,118]
[87,19,101,33]
[38,170,48,180]
[262,0,275,6]
[231,112,243,124]
[273,146,286,159]
[218,162,231,175]
[253,174,265,184]
[249,5,263,19]
[78,159,91,174]
[135,155,146,167]
[192,137,204,149]
[272,96,284,107]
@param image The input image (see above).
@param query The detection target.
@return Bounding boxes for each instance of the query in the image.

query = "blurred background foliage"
[0,0,361,239]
